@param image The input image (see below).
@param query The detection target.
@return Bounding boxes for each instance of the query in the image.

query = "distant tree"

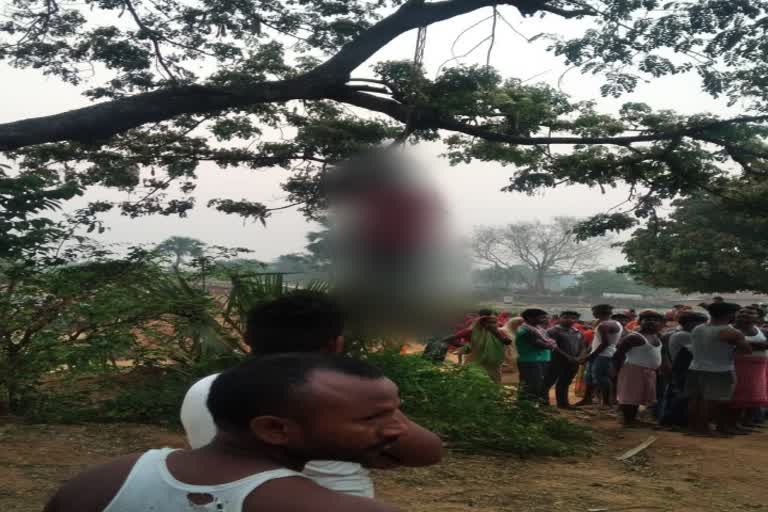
[213,258,267,276]
[564,269,656,298]
[621,191,768,294]
[269,253,316,274]
[304,220,332,271]
[473,217,610,294]
[155,236,206,270]
[472,265,530,290]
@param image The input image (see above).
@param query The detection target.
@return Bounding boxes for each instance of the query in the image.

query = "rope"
[398,25,428,145]
[414,25,428,67]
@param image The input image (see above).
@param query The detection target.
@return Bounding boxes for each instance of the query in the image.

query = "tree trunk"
[533,271,547,294]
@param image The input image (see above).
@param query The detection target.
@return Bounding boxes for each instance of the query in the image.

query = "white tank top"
[591,320,623,358]
[180,374,374,498]
[104,449,305,512]
[743,328,767,359]
[625,333,662,369]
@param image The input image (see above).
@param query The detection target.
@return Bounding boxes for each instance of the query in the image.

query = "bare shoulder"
[246,475,401,512]
[45,453,142,512]
[721,326,745,341]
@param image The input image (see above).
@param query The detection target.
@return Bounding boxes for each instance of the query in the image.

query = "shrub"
[364,351,590,456]
[25,351,589,456]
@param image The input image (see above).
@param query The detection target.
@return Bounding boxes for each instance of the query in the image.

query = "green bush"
[364,352,590,456]
[26,351,589,456]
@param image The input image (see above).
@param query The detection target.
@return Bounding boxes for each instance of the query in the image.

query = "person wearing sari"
[441,309,512,383]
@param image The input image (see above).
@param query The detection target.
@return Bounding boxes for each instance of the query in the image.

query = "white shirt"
[743,328,768,359]
[591,320,623,358]
[180,374,374,498]
[624,333,662,370]
[104,448,304,512]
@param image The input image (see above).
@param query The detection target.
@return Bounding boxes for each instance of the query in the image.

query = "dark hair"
[592,304,614,314]
[244,290,344,354]
[638,310,664,321]
[521,308,547,322]
[677,311,708,324]
[560,310,581,318]
[611,313,630,321]
[705,302,741,319]
[477,308,494,316]
[208,353,385,432]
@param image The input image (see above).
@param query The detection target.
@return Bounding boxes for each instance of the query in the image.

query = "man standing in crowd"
[44,354,409,512]
[516,309,577,404]
[659,311,708,428]
[543,311,586,409]
[613,311,665,426]
[576,304,622,407]
[687,302,752,436]
[181,291,442,498]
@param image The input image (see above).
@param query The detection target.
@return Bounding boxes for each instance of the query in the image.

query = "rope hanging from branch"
[396,25,428,145]
[414,25,428,68]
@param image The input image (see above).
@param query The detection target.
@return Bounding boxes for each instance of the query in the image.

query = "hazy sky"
[0,6,743,266]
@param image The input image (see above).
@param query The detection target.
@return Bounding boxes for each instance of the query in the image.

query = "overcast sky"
[0,6,743,267]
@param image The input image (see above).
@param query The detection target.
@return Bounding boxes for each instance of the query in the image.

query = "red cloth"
[574,324,594,345]
[731,355,768,407]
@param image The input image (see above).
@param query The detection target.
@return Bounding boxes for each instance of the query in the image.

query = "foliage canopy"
[621,187,768,294]
[3,1,768,230]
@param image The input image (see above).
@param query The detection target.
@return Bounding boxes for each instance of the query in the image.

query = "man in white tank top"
[44,354,413,512]
[612,311,664,426]
[576,304,622,407]
[180,291,442,498]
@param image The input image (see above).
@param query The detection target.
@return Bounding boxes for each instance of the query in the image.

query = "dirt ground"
[2,407,767,512]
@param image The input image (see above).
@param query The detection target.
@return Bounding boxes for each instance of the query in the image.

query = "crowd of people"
[41,291,767,512]
[425,299,768,435]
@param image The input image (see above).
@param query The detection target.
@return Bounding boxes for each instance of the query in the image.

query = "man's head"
[559,311,580,328]
[677,311,708,332]
[521,308,548,326]
[638,311,664,333]
[611,313,630,327]
[706,302,741,323]
[735,307,759,326]
[591,304,614,321]
[712,296,725,304]
[208,353,406,463]
[244,291,345,355]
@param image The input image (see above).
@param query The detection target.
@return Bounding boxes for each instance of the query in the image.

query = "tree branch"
[334,89,768,146]
[0,81,330,150]
[122,0,176,82]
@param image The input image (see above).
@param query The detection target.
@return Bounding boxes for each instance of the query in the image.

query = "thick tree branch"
[309,0,557,80]
[334,89,768,146]
[0,0,594,150]
[0,81,331,150]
